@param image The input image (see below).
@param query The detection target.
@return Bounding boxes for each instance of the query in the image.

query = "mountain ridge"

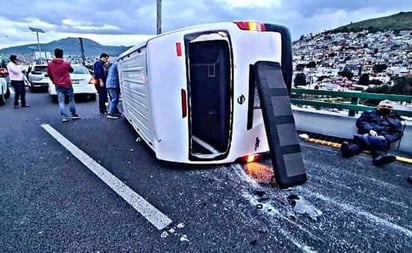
[332,11,412,33]
[0,37,130,58]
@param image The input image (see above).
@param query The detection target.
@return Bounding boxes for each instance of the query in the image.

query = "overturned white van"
[117,21,299,168]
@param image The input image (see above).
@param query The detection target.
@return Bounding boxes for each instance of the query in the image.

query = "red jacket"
[47,58,73,88]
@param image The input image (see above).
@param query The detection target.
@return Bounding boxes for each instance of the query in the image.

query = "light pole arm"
[157,0,162,35]
[36,32,41,53]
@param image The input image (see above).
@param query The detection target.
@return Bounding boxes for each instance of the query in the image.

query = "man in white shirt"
[7,55,30,108]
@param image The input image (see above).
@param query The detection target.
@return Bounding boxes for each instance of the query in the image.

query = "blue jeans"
[56,87,76,118]
[107,88,120,114]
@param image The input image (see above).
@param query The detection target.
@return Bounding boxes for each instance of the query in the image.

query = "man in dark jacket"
[341,99,403,166]
[93,53,109,114]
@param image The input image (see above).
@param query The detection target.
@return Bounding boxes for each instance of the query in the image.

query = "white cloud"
[0,0,411,50]
[215,0,281,8]
[62,19,119,31]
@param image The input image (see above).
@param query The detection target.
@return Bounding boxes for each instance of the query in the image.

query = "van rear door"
[185,32,233,161]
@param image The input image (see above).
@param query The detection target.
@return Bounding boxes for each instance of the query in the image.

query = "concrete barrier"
[292,107,412,155]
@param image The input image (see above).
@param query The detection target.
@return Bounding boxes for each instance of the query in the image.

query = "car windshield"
[72,66,90,75]
[33,66,47,72]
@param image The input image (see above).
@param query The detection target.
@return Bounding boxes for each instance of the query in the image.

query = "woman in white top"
[7,55,29,108]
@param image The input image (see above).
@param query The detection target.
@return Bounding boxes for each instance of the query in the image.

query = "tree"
[306,61,316,68]
[369,79,383,85]
[373,64,388,73]
[293,73,307,87]
[338,70,354,80]
[296,64,305,71]
[358,74,370,85]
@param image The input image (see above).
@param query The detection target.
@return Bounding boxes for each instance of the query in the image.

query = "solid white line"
[41,124,172,230]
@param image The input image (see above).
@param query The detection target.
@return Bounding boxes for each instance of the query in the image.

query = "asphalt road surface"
[1,89,411,252]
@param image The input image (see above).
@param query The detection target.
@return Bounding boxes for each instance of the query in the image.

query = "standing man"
[7,55,30,109]
[93,53,109,115]
[47,48,80,122]
[106,62,121,119]
[340,99,403,166]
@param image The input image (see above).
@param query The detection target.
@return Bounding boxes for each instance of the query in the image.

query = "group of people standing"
[6,49,121,122]
[93,53,121,119]
[48,50,121,122]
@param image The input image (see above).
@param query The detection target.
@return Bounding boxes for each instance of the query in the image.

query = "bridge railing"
[290,88,412,117]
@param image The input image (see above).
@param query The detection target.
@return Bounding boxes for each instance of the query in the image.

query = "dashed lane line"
[41,124,173,230]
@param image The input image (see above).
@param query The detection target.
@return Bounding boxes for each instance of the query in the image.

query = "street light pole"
[28,27,45,63]
[156,0,162,35]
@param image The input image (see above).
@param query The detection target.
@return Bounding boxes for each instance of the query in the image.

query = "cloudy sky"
[0,0,411,49]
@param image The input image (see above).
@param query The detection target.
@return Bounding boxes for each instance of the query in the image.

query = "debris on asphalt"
[180,235,189,242]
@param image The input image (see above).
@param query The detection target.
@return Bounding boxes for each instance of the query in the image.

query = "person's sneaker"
[107,113,120,119]
[62,118,70,123]
[340,142,352,158]
[14,105,19,109]
[22,105,31,108]
[71,113,81,120]
[373,154,396,166]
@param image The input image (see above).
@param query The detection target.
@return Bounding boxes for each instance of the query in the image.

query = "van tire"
[51,95,58,103]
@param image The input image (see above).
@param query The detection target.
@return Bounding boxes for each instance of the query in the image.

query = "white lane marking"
[41,124,172,230]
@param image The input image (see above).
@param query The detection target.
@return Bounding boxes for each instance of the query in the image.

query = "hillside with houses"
[292,16,412,94]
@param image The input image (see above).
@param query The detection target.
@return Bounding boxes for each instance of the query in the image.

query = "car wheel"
[4,87,10,99]
[90,94,96,101]
[51,95,58,103]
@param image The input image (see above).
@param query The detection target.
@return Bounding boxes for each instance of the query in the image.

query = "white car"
[48,65,97,102]
[0,77,10,106]
[28,64,49,92]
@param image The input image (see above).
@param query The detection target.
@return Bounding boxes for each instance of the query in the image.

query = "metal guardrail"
[291,88,412,117]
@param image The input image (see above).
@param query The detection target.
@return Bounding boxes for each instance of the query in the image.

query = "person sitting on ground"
[341,99,403,166]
